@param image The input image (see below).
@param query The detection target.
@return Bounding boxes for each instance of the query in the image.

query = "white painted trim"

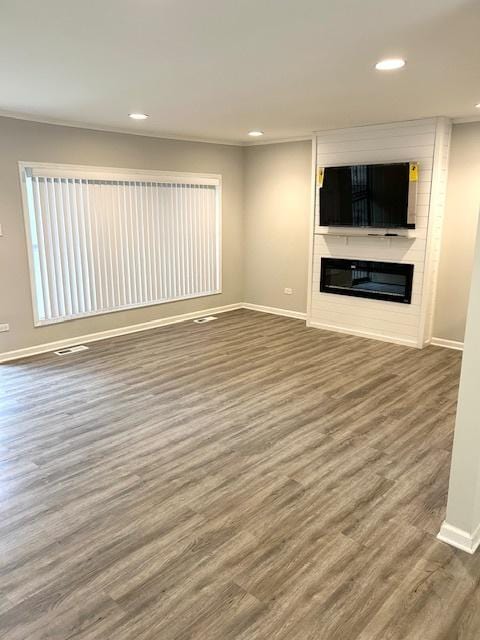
[430,337,464,351]
[242,303,307,320]
[306,136,317,323]
[437,521,480,554]
[312,116,440,135]
[2,303,462,364]
[18,163,42,328]
[1,303,311,363]
[1,111,312,148]
[19,160,222,184]
[216,180,223,296]
[0,111,243,147]
[306,319,419,348]
[0,303,243,363]
[452,116,480,125]
[2,110,478,151]
[244,136,312,147]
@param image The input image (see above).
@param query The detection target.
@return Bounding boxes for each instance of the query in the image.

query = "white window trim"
[18,161,223,327]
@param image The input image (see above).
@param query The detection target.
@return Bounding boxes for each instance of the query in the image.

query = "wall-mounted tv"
[319,162,416,229]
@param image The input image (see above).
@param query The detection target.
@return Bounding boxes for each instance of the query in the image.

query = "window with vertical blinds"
[20,163,222,326]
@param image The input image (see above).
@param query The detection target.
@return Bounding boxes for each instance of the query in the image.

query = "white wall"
[433,121,480,344]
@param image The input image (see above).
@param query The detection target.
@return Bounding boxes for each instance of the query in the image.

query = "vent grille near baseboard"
[54,345,89,356]
[193,316,218,324]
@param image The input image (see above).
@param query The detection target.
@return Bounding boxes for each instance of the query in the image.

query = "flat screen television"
[319,162,415,228]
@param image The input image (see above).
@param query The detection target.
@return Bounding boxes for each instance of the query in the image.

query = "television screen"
[319,162,413,228]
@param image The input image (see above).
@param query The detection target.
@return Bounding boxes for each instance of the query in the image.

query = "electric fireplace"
[320,258,414,304]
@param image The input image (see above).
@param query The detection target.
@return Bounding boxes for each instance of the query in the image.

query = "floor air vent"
[193,316,218,324]
[54,345,89,356]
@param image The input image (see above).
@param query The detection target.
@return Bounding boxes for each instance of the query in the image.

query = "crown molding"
[2,109,478,151]
[242,135,312,146]
[0,110,243,147]
[452,115,480,124]
[0,110,314,148]
[312,115,443,135]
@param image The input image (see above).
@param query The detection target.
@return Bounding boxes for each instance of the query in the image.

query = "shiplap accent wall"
[420,121,452,345]
[307,118,452,348]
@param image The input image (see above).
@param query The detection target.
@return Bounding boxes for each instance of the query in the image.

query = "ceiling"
[1,0,479,144]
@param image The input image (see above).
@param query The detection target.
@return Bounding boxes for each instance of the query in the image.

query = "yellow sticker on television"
[409,163,418,182]
[317,167,325,187]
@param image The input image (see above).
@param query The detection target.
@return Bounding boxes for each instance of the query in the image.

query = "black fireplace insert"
[320,258,414,304]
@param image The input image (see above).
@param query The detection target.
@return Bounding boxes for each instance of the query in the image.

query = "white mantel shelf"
[315,230,416,239]
[314,229,417,247]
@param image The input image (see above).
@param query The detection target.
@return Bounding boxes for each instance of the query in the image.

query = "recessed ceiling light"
[375,58,406,71]
[475,103,480,109]
[248,130,264,137]
[129,113,149,120]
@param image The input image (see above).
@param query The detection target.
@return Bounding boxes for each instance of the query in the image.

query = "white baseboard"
[242,303,307,320]
[0,302,309,363]
[0,303,243,363]
[306,319,419,348]
[437,521,480,554]
[430,337,464,351]
[1,303,460,363]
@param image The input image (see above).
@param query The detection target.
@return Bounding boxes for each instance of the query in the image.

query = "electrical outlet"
[0,323,10,332]
[284,288,293,295]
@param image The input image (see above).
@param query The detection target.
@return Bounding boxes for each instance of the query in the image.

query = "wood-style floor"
[0,309,475,639]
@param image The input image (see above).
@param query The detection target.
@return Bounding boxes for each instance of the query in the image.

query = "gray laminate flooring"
[1,309,475,640]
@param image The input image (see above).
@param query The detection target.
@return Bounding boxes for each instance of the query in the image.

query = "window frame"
[18,161,223,327]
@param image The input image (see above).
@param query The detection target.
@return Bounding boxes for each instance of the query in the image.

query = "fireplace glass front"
[320,258,414,304]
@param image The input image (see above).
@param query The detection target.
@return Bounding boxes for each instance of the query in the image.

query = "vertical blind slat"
[44,179,64,318]
[158,184,168,300]
[82,180,97,313]
[62,180,79,315]
[31,178,51,319]
[67,180,85,314]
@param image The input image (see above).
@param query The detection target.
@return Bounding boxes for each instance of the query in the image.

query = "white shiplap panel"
[312,290,423,308]
[310,308,420,339]
[313,119,437,142]
[310,294,420,326]
[316,134,436,155]
[309,117,450,347]
[311,295,421,318]
[316,148,433,167]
